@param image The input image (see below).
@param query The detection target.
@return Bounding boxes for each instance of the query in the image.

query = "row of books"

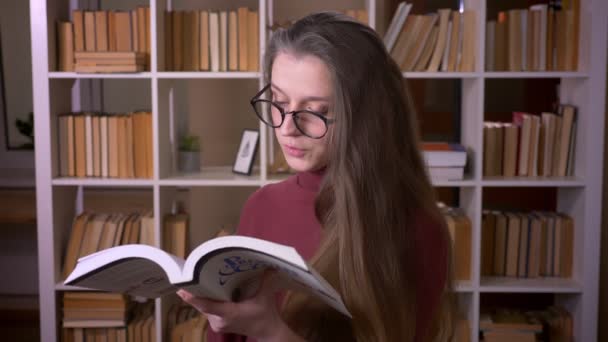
[164,8,259,72]
[62,292,131,328]
[62,299,156,341]
[481,210,573,279]
[62,211,155,279]
[62,326,129,342]
[166,304,208,342]
[423,142,467,181]
[480,306,572,342]
[385,3,477,72]
[269,8,369,32]
[439,204,471,281]
[62,211,188,280]
[483,105,577,178]
[57,7,151,71]
[486,3,579,72]
[57,112,153,179]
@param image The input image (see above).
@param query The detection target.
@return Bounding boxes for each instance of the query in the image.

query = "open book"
[65,235,350,317]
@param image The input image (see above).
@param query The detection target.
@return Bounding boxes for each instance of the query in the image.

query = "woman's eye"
[308,107,329,115]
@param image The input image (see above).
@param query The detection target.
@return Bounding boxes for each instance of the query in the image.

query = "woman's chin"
[285,156,312,173]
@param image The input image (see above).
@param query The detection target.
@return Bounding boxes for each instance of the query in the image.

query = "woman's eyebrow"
[271,83,330,102]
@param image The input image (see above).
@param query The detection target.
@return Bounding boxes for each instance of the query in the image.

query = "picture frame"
[232,129,259,176]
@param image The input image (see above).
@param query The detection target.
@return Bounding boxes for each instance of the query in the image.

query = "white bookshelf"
[30,0,607,341]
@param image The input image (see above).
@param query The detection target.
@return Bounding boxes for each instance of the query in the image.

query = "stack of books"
[74,51,146,73]
[483,104,577,178]
[57,111,153,179]
[62,211,155,280]
[481,211,573,279]
[480,309,544,342]
[56,6,151,72]
[486,3,579,72]
[164,7,259,72]
[422,142,467,181]
[62,292,131,329]
[480,306,572,342]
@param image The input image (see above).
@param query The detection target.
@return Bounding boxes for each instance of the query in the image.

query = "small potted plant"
[178,134,201,172]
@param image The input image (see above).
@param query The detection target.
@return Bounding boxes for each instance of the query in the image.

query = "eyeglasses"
[250,84,335,139]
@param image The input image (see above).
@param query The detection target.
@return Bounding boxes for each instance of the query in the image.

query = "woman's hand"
[176,271,305,342]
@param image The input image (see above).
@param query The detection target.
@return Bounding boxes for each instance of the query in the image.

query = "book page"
[181,249,351,317]
[71,258,179,298]
[65,244,186,298]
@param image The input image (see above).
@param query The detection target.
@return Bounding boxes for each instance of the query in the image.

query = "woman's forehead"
[271,53,333,100]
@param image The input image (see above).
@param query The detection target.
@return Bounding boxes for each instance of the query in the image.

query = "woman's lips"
[284,145,305,158]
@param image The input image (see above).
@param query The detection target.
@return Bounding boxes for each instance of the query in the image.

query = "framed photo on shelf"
[232,129,259,175]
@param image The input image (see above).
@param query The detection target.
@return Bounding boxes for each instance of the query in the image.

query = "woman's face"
[270,52,334,172]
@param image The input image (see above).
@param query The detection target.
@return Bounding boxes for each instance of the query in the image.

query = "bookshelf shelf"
[483,72,589,79]
[30,0,607,341]
[158,167,262,187]
[479,277,583,293]
[432,178,477,187]
[455,281,475,293]
[402,72,481,79]
[480,177,586,187]
[156,72,262,79]
[48,72,153,79]
[258,173,477,187]
[51,178,155,187]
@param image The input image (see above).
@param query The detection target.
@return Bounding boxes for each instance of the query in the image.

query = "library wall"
[0,1,33,148]
[176,79,259,166]
[186,187,257,250]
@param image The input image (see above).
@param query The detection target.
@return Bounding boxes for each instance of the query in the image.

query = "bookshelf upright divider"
[30,0,608,341]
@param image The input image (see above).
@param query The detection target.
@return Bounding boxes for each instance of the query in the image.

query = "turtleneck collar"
[295,167,326,192]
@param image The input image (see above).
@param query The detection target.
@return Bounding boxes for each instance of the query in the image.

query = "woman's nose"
[278,111,300,136]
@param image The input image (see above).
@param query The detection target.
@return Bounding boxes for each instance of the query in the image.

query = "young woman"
[178,11,454,342]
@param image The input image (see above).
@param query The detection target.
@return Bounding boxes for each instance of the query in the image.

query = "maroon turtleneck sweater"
[207,170,447,342]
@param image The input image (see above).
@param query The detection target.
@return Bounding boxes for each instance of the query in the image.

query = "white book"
[209,12,220,72]
[384,2,412,52]
[422,143,467,167]
[65,235,351,317]
[440,21,452,72]
[85,114,93,177]
[428,166,464,181]
[100,115,108,178]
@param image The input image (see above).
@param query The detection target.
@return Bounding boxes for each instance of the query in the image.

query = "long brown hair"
[264,12,455,341]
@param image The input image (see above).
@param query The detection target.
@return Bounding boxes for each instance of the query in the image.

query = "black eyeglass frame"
[250,84,335,139]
